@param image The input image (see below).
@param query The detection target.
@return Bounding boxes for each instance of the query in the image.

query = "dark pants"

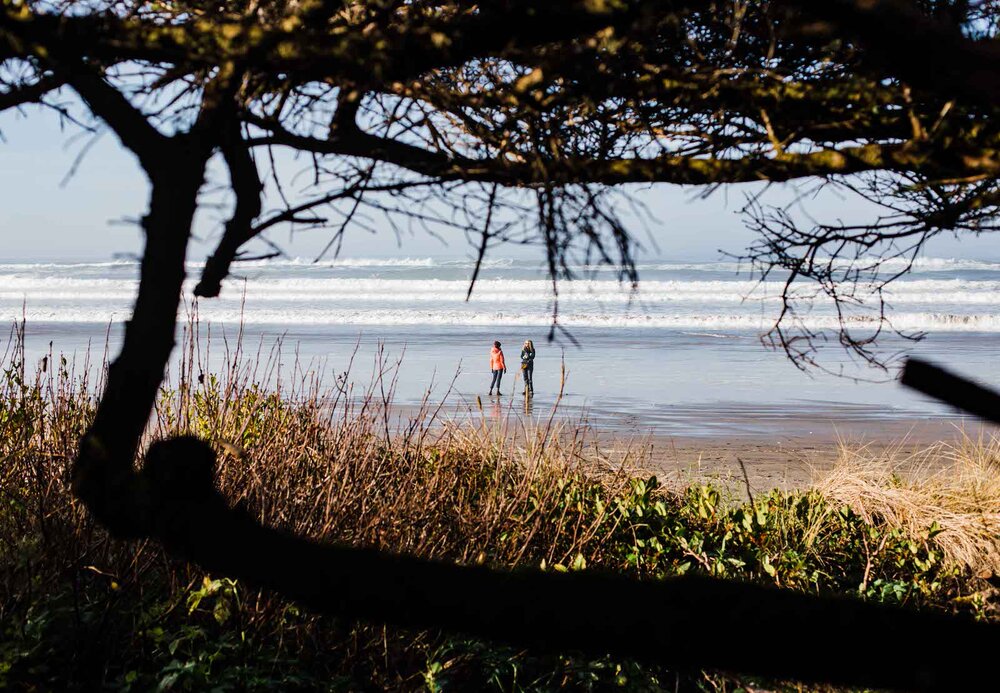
[523,364,534,393]
[490,369,503,392]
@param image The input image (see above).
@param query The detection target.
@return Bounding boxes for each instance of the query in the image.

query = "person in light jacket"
[489,341,507,395]
[520,339,535,395]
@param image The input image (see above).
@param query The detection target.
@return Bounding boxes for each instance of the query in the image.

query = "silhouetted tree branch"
[4,1,1000,688]
[194,116,264,298]
[0,70,62,111]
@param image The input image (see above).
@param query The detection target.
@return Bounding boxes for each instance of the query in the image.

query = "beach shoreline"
[425,398,996,490]
[621,417,995,490]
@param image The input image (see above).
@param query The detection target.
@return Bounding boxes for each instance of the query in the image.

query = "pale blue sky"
[3,104,999,265]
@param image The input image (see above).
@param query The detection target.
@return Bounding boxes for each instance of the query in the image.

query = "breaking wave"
[12,306,1000,332]
[5,259,1000,332]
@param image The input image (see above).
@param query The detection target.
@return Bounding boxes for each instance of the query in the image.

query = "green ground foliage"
[0,357,993,691]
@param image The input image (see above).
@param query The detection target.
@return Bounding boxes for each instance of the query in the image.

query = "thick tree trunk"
[73,151,207,537]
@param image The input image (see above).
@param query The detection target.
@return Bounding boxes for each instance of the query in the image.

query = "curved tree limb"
[247,117,1000,185]
[194,116,264,298]
[68,72,235,531]
[0,72,64,112]
[56,63,167,169]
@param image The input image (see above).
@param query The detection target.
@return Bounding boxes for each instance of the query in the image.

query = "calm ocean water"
[4,256,1000,437]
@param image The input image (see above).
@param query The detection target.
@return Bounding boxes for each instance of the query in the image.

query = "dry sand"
[599,418,998,492]
[419,399,998,492]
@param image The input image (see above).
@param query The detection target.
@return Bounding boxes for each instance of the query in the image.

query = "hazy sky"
[3,104,1000,265]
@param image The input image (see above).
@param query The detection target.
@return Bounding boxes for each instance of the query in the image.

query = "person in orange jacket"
[489,341,507,395]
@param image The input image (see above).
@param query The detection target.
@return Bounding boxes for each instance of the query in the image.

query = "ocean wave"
[0,260,139,271]
[875,257,1000,272]
[206,256,517,270]
[10,305,1000,332]
[214,256,1000,273]
[3,276,1000,305]
[635,256,1000,273]
[5,255,999,274]
[226,257,440,268]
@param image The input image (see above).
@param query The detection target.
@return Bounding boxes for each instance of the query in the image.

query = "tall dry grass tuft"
[1,316,654,594]
[815,434,1000,576]
[158,317,651,570]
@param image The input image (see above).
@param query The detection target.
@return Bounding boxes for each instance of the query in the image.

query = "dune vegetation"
[2,323,999,691]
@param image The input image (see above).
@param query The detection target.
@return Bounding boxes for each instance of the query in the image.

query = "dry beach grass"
[3,319,1000,689]
[817,436,1000,576]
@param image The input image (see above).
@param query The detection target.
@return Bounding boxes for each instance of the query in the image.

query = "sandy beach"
[10,259,1000,498]
[446,397,998,491]
[616,417,998,491]
[430,376,996,490]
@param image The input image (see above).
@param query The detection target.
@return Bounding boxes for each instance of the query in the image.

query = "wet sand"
[453,400,996,490]
[612,417,997,491]
[409,395,999,491]
[638,437,897,492]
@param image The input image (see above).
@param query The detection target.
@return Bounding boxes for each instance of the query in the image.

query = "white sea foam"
[2,275,999,303]
[4,259,1000,332]
[216,255,1000,273]
[5,255,1000,274]
[0,260,138,271]
[9,303,1000,332]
